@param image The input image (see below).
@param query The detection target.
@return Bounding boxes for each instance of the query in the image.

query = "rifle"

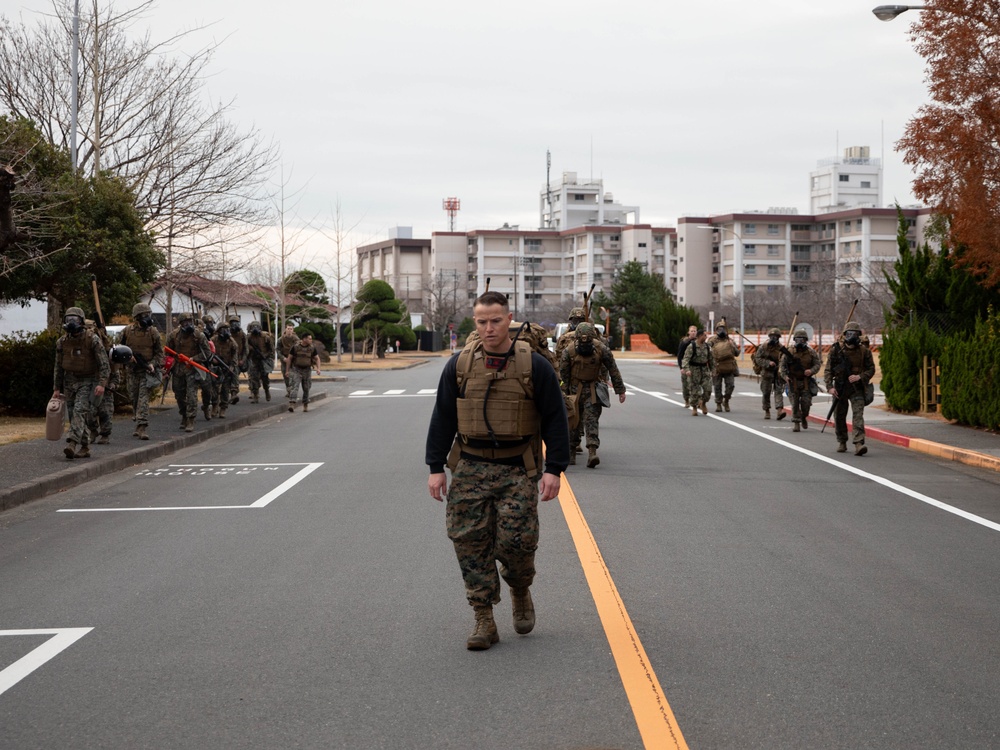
[209,352,240,381]
[582,283,596,322]
[164,346,217,378]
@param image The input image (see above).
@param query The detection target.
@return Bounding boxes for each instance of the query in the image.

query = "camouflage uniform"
[677,332,697,407]
[681,335,714,414]
[753,330,786,419]
[85,321,118,443]
[53,308,110,457]
[278,328,299,388]
[553,307,586,364]
[824,323,876,455]
[559,323,625,467]
[781,330,822,432]
[246,325,276,402]
[119,303,164,439]
[228,316,248,402]
[209,329,240,418]
[425,296,569,647]
[165,316,212,431]
[286,338,319,410]
[708,327,739,411]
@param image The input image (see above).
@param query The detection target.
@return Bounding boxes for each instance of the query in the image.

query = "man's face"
[473,302,512,353]
[687,326,697,339]
[285,325,295,334]
[696,332,707,344]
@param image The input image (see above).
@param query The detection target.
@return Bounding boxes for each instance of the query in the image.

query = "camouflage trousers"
[571,395,604,450]
[446,458,539,608]
[680,370,692,404]
[688,366,712,407]
[248,360,272,397]
[287,366,312,404]
[212,371,238,416]
[64,374,97,447]
[833,391,867,446]
[172,366,203,420]
[126,370,155,426]
[712,371,736,403]
[89,386,114,438]
[788,378,813,425]
[760,374,785,411]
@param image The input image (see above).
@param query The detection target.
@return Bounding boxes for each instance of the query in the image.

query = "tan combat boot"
[511,587,535,634]
[211,404,220,418]
[701,400,708,415]
[96,434,110,445]
[793,422,801,433]
[855,443,868,456]
[75,444,91,458]
[303,402,309,412]
[64,441,77,459]
[764,409,771,420]
[466,606,499,650]
[776,410,786,421]
[587,447,600,468]
[288,402,295,413]
[837,442,847,453]
[723,398,730,412]
[715,402,723,412]
[184,417,194,433]
[136,424,149,440]
[691,405,699,416]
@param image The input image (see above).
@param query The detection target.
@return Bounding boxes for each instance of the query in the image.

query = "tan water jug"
[45,397,66,441]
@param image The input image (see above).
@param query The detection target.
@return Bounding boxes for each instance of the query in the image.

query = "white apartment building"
[356,228,432,318]
[539,172,640,230]
[810,146,882,214]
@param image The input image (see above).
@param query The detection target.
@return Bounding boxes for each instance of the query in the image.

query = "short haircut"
[473,291,509,311]
[696,328,706,336]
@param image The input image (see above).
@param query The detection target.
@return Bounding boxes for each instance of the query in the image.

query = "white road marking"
[350,390,374,395]
[626,383,1000,534]
[0,628,93,697]
[383,389,406,395]
[418,389,437,395]
[57,463,324,513]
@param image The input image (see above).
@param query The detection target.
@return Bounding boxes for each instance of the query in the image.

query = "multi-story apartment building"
[539,172,640,230]
[355,227,432,317]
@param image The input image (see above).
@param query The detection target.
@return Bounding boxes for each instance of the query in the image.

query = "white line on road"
[56,463,325,513]
[626,383,1000,534]
[0,628,93,697]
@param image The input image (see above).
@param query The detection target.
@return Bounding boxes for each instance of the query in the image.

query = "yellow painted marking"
[558,475,689,750]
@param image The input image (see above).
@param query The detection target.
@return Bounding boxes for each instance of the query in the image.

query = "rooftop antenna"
[545,149,552,229]
[442,197,461,232]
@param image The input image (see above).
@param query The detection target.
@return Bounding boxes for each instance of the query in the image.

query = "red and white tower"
[442,197,461,231]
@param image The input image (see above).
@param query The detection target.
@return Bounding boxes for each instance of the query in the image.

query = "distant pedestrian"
[754,327,786,420]
[165,313,212,432]
[677,325,697,408]
[708,323,738,412]
[285,332,320,412]
[52,307,110,459]
[824,322,875,455]
[681,328,713,416]
[781,329,822,433]
[118,302,164,441]
[278,323,299,388]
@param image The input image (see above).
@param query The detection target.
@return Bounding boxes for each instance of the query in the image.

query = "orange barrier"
[629,334,667,354]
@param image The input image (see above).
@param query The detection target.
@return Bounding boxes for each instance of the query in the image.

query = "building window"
[861,181,871,188]
[767,224,780,235]
[856,220,863,230]
[767,246,779,256]
[610,235,620,242]
[743,223,756,234]
[744,244,757,256]
[839,174,850,182]
[638,242,647,248]
[844,221,851,232]
[767,266,780,276]
[745,265,757,275]
[574,194,585,201]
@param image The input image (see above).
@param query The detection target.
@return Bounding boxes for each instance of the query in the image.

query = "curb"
[0,391,329,513]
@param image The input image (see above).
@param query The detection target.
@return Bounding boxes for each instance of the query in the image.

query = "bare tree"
[422,269,464,334]
[0,1,278,291]
[317,200,364,363]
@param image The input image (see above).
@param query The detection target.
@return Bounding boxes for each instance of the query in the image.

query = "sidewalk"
[653,356,1000,473]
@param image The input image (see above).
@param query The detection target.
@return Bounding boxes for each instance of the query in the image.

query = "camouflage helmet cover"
[793,328,808,339]
[228,315,240,323]
[575,322,596,339]
[767,327,781,336]
[568,307,586,320]
[844,321,862,334]
[65,306,85,320]
[177,312,194,324]
[202,315,215,324]
[132,302,152,317]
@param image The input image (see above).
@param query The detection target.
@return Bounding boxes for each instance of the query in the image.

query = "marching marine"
[708,323,739,412]
[209,321,240,418]
[754,328,787,420]
[780,329,822,433]
[52,307,110,459]
[677,324,697,408]
[227,315,248,403]
[554,307,587,363]
[85,319,118,444]
[681,328,713,416]
[277,323,299,388]
[285,332,320,412]
[246,321,276,403]
[824,321,876,456]
[118,303,164,440]
[559,322,626,468]
[165,312,212,432]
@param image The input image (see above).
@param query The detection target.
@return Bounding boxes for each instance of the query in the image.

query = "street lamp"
[697,224,746,355]
[872,5,926,21]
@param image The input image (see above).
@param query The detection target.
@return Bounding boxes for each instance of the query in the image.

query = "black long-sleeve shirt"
[425,352,570,476]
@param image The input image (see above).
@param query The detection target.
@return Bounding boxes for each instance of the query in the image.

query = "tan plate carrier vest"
[712,339,738,375]
[449,339,542,478]
[567,341,603,404]
[292,343,315,368]
[122,325,158,362]
[59,333,99,376]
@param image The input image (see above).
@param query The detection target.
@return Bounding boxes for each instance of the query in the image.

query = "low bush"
[0,329,61,416]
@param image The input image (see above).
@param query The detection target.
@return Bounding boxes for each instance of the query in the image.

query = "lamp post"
[871,4,926,21]
[698,224,746,355]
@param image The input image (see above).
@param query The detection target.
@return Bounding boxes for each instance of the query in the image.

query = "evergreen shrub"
[0,329,60,416]
[880,321,945,413]
[939,311,1000,429]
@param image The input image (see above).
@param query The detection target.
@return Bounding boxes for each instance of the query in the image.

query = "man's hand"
[848,374,862,383]
[539,473,560,502]
[618,392,626,404]
[94,385,105,397]
[52,389,60,399]
[804,369,812,377]
[428,472,447,502]
[829,387,838,399]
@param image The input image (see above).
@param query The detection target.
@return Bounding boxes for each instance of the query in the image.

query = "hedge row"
[0,329,60,416]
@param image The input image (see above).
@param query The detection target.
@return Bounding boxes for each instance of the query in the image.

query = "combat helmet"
[132,302,152,318]
[65,306,85,320]
[568,307,586,321]
[767,327,781,336]
[575,322,596,339]
[793,328,808,339]
[843,321,862,334]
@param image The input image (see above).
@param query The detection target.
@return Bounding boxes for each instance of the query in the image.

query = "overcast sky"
[16,0,930,248]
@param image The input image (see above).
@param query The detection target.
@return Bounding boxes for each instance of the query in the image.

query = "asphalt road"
[1,359,998,749]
